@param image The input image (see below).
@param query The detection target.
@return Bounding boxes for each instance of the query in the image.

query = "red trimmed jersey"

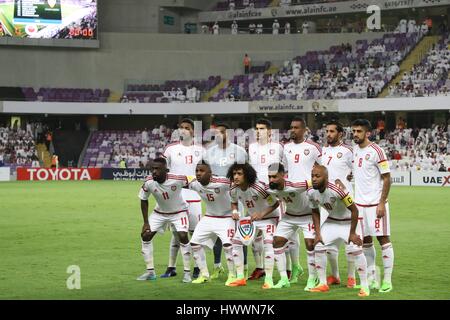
[283,140,322,182]
[322,143,353,194]
[353,143,390,205]
[163,142,204,176]
[248,142,284,184]
[138,174,188,214]
[230,181,280,219]
[307,182,354,220]
[188,176,232,217]
[267,180,311,215]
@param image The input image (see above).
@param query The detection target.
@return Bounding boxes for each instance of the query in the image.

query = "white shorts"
[182,189,202,232]
[233,217,278,244]
[357,203,391,237]
[150,210,189,234]
[190,215,235,249]
[274,213,315,240]
[315,218,363,253]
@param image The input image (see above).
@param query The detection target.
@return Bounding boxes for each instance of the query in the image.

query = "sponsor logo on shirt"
[337,152,343,159]
[171,186,177,191]
[215,188,220,194]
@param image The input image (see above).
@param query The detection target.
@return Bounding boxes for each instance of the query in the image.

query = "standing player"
[136,158,192,283]
[188,161,237,285]
[283,116,322,288]
[247,118,284,280]
[267,163,314,290]
[227,163,280,289]
[161,118,203,279]
[352,119,394,293]
[203,123,248,279]
[322,120,358,288]
[307,165,370,297]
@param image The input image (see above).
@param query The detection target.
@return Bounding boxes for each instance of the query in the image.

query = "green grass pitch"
[0,181,449,300]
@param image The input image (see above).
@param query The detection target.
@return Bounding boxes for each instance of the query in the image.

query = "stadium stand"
[0,126,40,171]
[21,87,110,102]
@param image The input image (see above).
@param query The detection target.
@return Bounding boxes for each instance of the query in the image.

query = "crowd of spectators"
[0,124,41,168]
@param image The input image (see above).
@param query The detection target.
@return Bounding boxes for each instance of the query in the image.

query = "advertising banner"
[101,168,151,181]
[411,171,450,187]
[0,167,10,181]
[390,171,410,186]
[17,167,101,181]
[249,99,338,113]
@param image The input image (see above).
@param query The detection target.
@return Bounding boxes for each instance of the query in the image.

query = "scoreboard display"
[0,0,97,40]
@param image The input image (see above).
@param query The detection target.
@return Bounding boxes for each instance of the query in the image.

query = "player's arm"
[377,172,391,218]
[311,208,323,247]
[231,202,240,220]
[141,199,150,232]
[347,202,362,246]
[251,196,279,221]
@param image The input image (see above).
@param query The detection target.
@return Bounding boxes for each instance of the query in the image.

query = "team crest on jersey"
[329,197,337,204]
[252,195,258,201]
[237,218,256,245]
[337,152,343,159]
[269,149,275,155]
[171,186,177,191]
[304,149,310,156]
[365,154,370,160]
[195,151,200,157]
[289,192,296,197]
[214,188,220,194]
[153,189,158,193]
[178,152,182,156]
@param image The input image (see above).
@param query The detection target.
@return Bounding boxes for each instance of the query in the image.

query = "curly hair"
[226,162,257,185]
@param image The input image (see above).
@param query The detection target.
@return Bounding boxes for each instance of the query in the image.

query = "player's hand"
[334,179,346,191]
[141,223,151,235]
[348,233,362,246]
[346,172,353,182]
[376,202,386,218]
[313,234,324,247]
[232,213,240,220]
[250,212,263,221]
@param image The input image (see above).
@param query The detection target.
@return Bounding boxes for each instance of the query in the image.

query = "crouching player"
[307,165,370,297]
[227,163,280,289]
[188,161,236,285]
[136,158,192,283]
[267,163,317,291]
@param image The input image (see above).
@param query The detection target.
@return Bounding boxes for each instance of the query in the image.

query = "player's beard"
[269,182,279,190]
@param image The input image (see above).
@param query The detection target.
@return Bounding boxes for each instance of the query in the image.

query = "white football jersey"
[138,174,188,214]
[267,180,311,215]
[189,176,232,217]
[163,142,204,176]
[322,143,353,194]
[230,181,280,219]
[203,143,248,177]
[353,143,390,205]
[248,142,284,184]
[283,140,322,182]
[307,182,354,220]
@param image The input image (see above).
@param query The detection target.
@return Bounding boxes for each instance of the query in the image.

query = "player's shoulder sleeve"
[138,177,153,200]
[211,176,231,187]
[188,178,199,191]
[163,142,178,158]
[370,143,390,174]
[307,140,322,158]
[306,188,319,209]
[252,181,271,199]
[327,182,349,200]
[229,184,239,203]
[285,179,308,192]
[168,173,189,187]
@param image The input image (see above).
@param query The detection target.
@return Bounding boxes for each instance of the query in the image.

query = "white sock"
[346,250,356,278]
[314,249,327,285]
[363,243,376,281]
[353,250,368,288]
[288,235,300,267]
[274,247,287,278]
[381,243,394,283]
[306,250,316,280]
[263,242,274,279]
[189,231,199,269]
[232,243,244,278]
[223,246,236,277]
[252,236,264,269]
[285,250,292,271]
[168,232,180,268]
[179,242,192,273]
[214,263,222,268]
[192,245,209,277]
[327,248,340,278]
[141,240,154,270]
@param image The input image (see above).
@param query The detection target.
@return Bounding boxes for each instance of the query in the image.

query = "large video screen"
[0,0,97,40]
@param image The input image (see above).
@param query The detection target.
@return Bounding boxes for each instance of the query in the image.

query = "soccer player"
[352,119,394,293]
[282,117,322,287]
[267,163,313,290]
[136,158,192,283]
[227,163,280,289]
[247,118,284,280]
[322,120,357,288]
[188,161,237,285]
[307,165,370,297]
[161,118,203,279]
[203,123,248,279]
